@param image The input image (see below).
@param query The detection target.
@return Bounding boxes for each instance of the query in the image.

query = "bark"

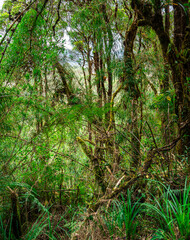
[94,50,103,108]
[55,61,79,105]
[173,0,190,155]
[77,137,107,193]
[8,187,22,239]
[123,17,141,169]
[101,3,114,125]
[89,118,189,213]
[161,4,170,171]
[131,0,190,156]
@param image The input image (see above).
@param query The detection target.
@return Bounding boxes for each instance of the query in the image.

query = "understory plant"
[0,214,13,240]
[103,190,142,240]
[144,180,190,240]
[24,211,66,240]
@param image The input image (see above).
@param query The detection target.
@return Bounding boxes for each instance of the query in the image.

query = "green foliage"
[0,214,13,240]
[0,0,189,239]
[0,12,9,25]
[24,212,63,240]
[150,89,175,113]
[144,180,190,240]
[103,190,142,239]
[11,3,23,15]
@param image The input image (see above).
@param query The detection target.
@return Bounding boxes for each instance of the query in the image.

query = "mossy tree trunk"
[8,187,22,239]
[123,17,141,170]
[131,0,190,157]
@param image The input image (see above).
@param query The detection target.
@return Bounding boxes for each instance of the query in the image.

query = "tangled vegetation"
[0,0,189,239]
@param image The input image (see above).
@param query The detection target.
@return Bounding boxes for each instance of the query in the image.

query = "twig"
[146,121,158,148]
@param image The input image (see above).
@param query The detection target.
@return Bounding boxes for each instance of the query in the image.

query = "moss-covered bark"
[123,17,141,169]
[131,0,190,156]
[77,137,107,193]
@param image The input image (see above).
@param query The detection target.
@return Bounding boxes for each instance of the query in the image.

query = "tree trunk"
[131,0,190,157]
[123,17,141,170]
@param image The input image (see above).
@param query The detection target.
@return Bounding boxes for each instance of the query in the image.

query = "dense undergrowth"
[0,0,190,239]
[0,177,189,240]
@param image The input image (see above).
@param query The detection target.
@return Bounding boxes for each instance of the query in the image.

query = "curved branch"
[52,0,62,36]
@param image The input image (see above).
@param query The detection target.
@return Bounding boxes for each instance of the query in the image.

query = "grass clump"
[144,180,190,240]
[103,190,142,240]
